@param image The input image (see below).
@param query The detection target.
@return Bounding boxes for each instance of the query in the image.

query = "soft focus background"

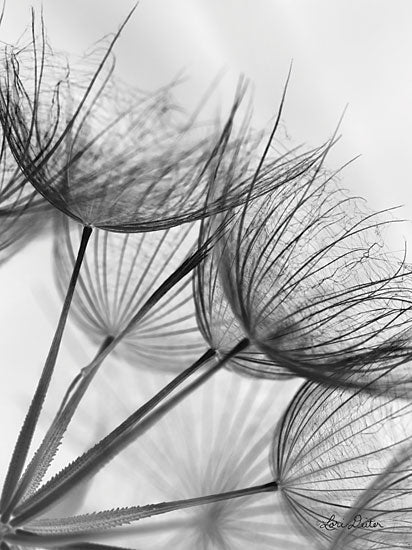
[0,0,411,540]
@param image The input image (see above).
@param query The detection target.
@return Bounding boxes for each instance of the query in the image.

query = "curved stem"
[0,225,92,522]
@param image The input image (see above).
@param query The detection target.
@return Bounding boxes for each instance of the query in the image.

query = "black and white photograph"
[1,2,412,549]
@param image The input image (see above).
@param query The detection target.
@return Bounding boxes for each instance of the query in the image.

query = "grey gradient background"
[0,0,411,512]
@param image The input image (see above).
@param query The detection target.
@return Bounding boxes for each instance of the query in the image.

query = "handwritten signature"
[319,514,383,531]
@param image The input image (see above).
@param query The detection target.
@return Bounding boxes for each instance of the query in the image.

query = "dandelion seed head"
[328,433,412,549]
[54,216,206,371]
[211,158,412,387]
[194,144,335,378]
[0,21,289,235]
[271,379,412,547]
[195,230,289,378]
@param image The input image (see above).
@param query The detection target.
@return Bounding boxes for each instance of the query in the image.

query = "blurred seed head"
[54,215,206,372]
[93,367,308,549]
[271,377,412,548]
[0,126,53,264]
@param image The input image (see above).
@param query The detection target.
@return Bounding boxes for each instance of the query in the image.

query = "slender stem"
[10,348,216,525]
[7,336,114,510]
[37,245,210,406]
[3,237,208,523]
[56,336,114,417]
[112,480,278,520]
[11,339,250,526]
[0,225,92,522]
[2,531,136,548]
[6,482,277,546]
